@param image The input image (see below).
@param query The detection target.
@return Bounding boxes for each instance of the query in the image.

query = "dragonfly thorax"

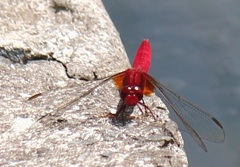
[120,85,143,106]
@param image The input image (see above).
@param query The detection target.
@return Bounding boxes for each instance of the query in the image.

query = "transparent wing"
[28,71,127,122]
[143,73,225,152]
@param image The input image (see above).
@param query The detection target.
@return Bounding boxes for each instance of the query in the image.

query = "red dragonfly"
[32,39,225,152]
[82,39,225,152]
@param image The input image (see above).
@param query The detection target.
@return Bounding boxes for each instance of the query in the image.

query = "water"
[103,0,240,167]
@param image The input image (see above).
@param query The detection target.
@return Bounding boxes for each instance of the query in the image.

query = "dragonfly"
[30,39,225,152]
[106,39,225,152]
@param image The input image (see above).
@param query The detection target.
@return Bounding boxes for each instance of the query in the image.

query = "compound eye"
[133,86,143,100]
[120,86,131,100]
[133,86,140,92]
[120,86,143,105]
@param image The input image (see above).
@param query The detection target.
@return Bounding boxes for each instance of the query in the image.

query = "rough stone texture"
[0,0,129,79]
[0,0,188,166]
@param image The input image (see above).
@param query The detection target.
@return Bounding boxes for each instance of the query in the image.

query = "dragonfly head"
[120,86,143,106]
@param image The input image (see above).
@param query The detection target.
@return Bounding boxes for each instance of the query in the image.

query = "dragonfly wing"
[112,70,127,90]
[29,71,127,123]
[51,72,128,116]
[142,73,225,151]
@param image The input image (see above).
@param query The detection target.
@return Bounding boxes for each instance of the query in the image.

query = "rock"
[0,0,187,166]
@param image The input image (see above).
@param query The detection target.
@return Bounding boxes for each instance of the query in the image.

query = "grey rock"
[0,0,188,166]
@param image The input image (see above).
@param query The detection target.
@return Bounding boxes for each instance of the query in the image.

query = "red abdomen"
[132,39,151,73]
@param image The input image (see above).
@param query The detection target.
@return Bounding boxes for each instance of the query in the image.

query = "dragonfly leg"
[138,99,157,120]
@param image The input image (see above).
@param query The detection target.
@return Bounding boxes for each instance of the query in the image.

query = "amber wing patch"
[112,72,125,90]
[143,78,155,96]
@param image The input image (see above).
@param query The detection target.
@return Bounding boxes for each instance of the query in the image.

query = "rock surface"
[0,0,188,166]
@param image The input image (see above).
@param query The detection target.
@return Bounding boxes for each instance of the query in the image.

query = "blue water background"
[103,1,240,167]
